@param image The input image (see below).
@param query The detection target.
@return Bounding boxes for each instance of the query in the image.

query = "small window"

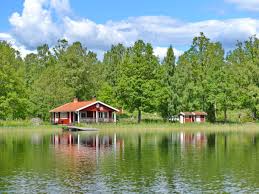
[60,112,68,118]
[81,113,86,118]
[87,111,93,118]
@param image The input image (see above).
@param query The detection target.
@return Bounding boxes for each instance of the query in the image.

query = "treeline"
[0,33,258,122]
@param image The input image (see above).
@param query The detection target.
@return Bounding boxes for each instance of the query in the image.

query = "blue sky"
[0,0,259,58]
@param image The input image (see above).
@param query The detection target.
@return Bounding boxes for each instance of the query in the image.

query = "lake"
[0,128,258,193]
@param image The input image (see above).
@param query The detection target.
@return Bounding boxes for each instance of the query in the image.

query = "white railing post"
[114,113,117,123]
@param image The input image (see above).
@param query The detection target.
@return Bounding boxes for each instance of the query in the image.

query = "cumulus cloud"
[3,0,259,59]
[107,16,259,49]
[0,33,13,41]
[50,0,71,15]
[225,0,259,11]
[153,47,183,60]
[0,32,36,57]
[63,17,127,50]
[9,0,61,49]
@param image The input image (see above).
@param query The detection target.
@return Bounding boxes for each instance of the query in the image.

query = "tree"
[0,41,30,119]
[173,33,226,122]
[116,40,161,123]
[227,36,259,120]
[30,65,74,120]
[57,42,101,99]
[103,44,126,87]
[159,46,176,119]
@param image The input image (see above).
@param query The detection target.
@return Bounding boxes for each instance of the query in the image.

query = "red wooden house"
[49,98,119,125]
[179,111,207,124]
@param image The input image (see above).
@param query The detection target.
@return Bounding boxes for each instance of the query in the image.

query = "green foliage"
[0,41,30,120]
[30,65,74,120]
[116,40,162,122]
[171,33,232,122]
[159,46,176,119]
[227,36,259,120]
[0,34,258,123]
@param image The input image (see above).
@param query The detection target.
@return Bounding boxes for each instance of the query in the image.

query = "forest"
[0,33,258,123]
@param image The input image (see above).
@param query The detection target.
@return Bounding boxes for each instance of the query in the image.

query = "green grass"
[75,122,259,135]
[0,119,258,136]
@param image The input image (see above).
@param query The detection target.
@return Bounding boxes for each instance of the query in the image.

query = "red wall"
[57,112,70,125]
[184,117,193,123]
[200,115,205,122]
[81,103,114,112]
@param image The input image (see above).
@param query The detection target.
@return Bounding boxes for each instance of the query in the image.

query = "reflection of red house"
[179,111,207,124]
[49,98,119,125]
[51,133,124,149]
[180,132,207,145]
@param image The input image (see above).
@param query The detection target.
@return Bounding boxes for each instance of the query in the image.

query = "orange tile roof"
[180,111,207,116]
[193,111,207,116]
[49,100,96,113]
[180,112,193,116]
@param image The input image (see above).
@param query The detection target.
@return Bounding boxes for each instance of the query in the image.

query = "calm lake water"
[0,129,259,193]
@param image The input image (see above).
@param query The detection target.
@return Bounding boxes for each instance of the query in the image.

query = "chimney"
[73,97,78,103]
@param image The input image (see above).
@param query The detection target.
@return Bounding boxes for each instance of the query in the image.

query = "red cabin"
[179,111,207,124]
[49,98,119,125]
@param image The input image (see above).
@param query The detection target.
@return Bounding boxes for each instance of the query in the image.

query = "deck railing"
[80,118,114,123]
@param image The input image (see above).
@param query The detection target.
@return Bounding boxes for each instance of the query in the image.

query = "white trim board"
[76,101,119,112]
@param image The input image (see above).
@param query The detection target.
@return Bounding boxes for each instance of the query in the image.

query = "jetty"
[63,126,99,132]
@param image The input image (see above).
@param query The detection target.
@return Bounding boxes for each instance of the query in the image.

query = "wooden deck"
[63,126,99,132]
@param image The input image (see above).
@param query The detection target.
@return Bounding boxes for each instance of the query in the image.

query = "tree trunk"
[224,108,227,123]
[252,109,257,120]
[214,102,217,121]
[138,109,142,123]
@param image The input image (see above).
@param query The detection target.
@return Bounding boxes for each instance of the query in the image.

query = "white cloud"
[3,0,259,59]
[0,33,13,41]
[106,16,259,49]
[0,32,36,58]
[50,0,71,15]
[153,47,183,60]
[9,0,60,49]
[63,17,127,50]
[225,0,259,11]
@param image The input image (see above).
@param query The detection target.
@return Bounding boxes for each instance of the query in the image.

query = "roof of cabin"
[193,111,207,116]
[49,99,119,113]
[180,111,207,116]
[180,112,193,116]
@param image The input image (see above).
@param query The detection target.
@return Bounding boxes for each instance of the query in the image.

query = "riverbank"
[0,121,258,135]
[81,122,259,134]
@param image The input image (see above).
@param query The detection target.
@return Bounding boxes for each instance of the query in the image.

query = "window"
[98,112,108,118]
[87,111,93,118]
[81,113,86,118]
[60,112,67,118]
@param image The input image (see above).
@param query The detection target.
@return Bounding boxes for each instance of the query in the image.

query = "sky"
[0,0,259,59]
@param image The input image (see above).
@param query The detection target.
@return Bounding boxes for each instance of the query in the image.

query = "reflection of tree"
[207,134,216,148]
[100,132,259,192]
[0,131,259,192]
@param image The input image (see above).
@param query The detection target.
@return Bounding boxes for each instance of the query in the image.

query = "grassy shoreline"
[0,121,258,135]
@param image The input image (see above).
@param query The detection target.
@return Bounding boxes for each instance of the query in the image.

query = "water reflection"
[50,132,211,148]
[51,133,124,149]
[0,130,259,193]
